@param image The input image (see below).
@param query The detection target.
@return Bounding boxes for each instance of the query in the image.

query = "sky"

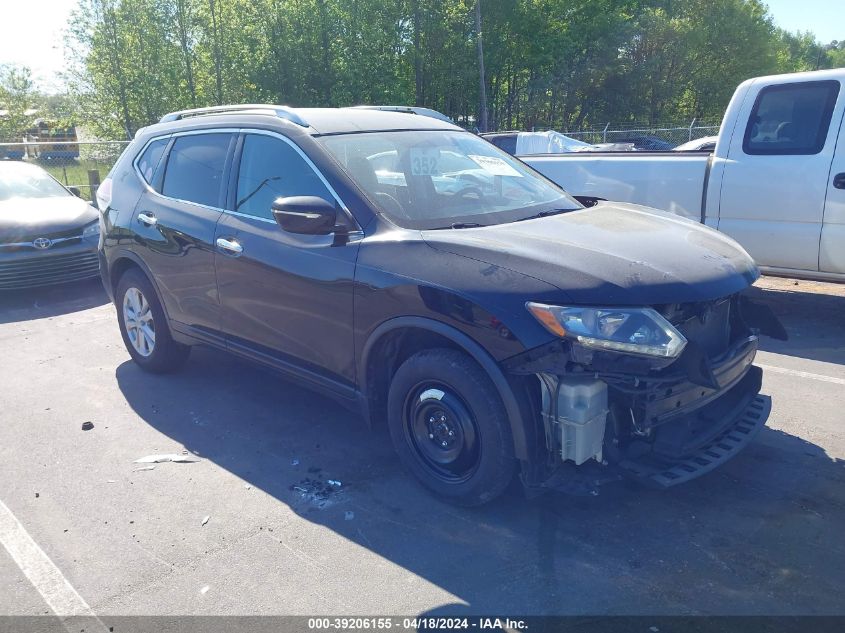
[0,0,841,93]
[763,0,842,43]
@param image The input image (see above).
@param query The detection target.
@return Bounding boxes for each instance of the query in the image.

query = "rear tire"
[116,268,190,373]
[387,348,516,506]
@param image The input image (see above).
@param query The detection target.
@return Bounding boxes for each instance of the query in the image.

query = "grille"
[0,236,83,253]
[0,251,100,289]
[662,297,733,358]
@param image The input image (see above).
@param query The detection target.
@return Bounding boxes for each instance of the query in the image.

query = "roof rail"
[349,105,455,124]
[159,104,309,127]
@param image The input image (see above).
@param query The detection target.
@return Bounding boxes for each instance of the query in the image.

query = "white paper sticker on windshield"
[409,148,440,176]
[468,155,522,177]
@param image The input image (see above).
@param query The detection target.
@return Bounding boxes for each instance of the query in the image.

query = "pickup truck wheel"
[387,348,515,506]
[116,268,190,373]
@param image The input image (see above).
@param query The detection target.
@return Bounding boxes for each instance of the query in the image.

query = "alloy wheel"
[122,287,155,357]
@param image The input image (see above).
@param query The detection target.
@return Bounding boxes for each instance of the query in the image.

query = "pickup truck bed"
[518,68,845,282]
[525,152,711,223]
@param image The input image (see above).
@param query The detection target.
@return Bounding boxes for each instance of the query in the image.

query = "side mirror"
[68,186,82,197]
[271,196,338,235]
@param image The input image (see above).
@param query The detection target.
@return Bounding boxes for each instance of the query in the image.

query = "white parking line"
[758,364,845,386]
[0,498,94,617]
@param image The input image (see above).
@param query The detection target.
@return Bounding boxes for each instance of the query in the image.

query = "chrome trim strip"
[0,235,81,249]
[226,209,276,224]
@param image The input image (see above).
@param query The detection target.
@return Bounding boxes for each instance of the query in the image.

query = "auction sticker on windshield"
[468,155,522,177]
[410,148,440,175]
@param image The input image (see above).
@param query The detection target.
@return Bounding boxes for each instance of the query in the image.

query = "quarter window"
[136,138,168,188]
[235,134,334,220]
[162,133,232,207]
[743,81,840,155]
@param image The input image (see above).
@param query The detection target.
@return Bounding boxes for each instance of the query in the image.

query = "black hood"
[422,202,759,305]
[0,195,98,241]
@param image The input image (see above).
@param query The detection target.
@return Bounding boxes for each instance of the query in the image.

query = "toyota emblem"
[33,237,52,249]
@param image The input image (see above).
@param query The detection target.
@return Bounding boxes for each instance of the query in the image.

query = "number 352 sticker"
[410,148,439,175]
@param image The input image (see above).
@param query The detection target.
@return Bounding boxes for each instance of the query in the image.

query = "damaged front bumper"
[619,369,770,487]
[505,294,780,489]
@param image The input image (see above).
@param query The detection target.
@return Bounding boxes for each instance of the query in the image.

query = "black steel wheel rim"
[403,381,481,483]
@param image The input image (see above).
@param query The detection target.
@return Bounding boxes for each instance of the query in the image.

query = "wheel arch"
[108,250,174,325]
[359,316,538,462]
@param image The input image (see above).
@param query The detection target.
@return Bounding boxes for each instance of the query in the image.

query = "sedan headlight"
[526,302,687,358]
[82,221,100,239]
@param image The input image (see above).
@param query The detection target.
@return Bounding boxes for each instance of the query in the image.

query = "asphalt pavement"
[0,276,843,617]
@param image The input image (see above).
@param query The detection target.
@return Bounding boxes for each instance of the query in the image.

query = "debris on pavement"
[289,474,346,509]
[107,479,117,483]
[133,465,156,472]
[134,454,198,464]
[244,484,251,490]
[200,585,210,595]
[291,459,300,466]
[344,511,354,521]
[81,421,94,431]
[35,493,39,498]
[201,515,210,526]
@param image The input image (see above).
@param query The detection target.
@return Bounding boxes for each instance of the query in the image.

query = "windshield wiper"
[519,208,573,222]
[449,222,483,229]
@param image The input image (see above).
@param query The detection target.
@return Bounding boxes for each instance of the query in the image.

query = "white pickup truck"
[520,69,845,282]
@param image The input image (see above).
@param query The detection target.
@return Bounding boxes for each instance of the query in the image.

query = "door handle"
[216,237,243,255]
[137,212,157,226]
[834,173,845,190]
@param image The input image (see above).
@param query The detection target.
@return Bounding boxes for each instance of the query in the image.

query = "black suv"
[98,105,782,505]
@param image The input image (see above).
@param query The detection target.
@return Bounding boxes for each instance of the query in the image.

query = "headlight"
[526,302,687,358]
[82,222,100,239]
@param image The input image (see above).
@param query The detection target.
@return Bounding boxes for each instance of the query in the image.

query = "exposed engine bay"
[505,291,786,487]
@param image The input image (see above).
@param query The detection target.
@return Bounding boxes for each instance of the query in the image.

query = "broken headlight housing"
[526,303,688,359]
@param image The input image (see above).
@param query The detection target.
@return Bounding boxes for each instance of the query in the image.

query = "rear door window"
[136,138,169,189]
[743,81,840,155]
[162,133,232,207]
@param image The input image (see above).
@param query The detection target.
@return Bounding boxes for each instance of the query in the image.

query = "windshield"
[0,164,71,202]
[319,130,580,229]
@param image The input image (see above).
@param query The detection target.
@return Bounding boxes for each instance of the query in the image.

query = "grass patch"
[41,159,111,201]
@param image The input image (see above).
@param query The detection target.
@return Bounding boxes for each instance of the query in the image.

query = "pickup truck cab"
[522,69,845,282]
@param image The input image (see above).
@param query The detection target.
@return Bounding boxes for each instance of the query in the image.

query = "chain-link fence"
[0,140,130,201]
[0,124,722,203]
[531,120,722,148]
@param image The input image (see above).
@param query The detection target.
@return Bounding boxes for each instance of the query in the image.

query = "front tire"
[387,348,516,506]
[116,268,190,373]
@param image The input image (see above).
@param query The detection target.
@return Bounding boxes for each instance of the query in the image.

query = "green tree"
[0,65,36,142]
[63,0,844,136]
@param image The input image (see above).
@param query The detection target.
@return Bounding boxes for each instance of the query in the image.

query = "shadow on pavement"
[115,346,845,615]
[0,278,109,324]
[746,284,845,366]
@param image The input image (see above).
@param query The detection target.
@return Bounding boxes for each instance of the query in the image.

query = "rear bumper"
[0,242,100,289]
